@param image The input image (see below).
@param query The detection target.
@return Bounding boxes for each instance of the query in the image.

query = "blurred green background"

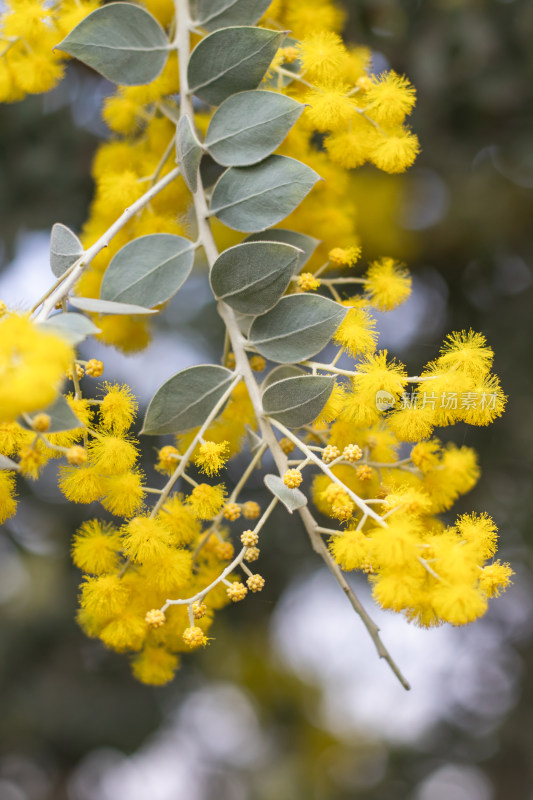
[1,0,532,798]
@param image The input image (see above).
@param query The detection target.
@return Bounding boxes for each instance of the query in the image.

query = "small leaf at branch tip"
[264,474,307,513]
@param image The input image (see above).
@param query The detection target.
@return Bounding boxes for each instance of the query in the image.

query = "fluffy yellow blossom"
[305,83,355,131]
[297,272,321,292]
[334,304,377,356]
[188,483,226,520]
[0,470,17,524]
[122,516,173,563]
[479,561,513,598]
[364,71,416,126]
[99,383,138,433]
[195,440,230,476]
[132,646,179,686]
[0,314,73,421]
[72,520,122,575]
[299,31,348,82]
[370,128,420,173]
[88,435,138,475]
[364,258,412,311]
[158,495,200,546]
[101,470,145,517]
[328,246,362,267]
[59,464,105,504]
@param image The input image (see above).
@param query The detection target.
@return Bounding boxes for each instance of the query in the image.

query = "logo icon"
[375,390,395,411]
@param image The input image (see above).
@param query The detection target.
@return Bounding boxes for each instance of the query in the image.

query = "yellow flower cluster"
[0,0,99,101]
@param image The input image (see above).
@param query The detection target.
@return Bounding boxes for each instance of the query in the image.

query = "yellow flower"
[0,314,73,422]
[305,83,355,131]
[364,71,416,126]
[299,31,348,82]
[122,516,173,563]
[479,561,513,598]
[59,464,105,504]
[334,305,377,357]
[101,470,145,517]
[370,127,420,173]
[195,440,230,476]
[0,470,17,524]
[364,258,412,311]
[187,483,227,520]
[158,495,200,546]
[88,435,139,475]
[99,383,138,434]
[131,646,179,686]
[72,519,122,575]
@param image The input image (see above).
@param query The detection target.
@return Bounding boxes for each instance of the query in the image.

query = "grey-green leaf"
[23,395,82,433]
[142,365,235,435]
[100,234,195,308]
[211,155,320,233]
[0,454,19,471]
[40,313,100,345]
[264,474,307,513]
[195,0,272,32]
[50,223,83,278]
[205,91,304,167]
[56,2,169,86]
[262,374,334,427]
[210,241,299,315]
[261,364,305,391]
[68,297,157,316]
[245,229,319,269]
[188,26,285,106]
[177,116,203,192]
[249,294,346,363]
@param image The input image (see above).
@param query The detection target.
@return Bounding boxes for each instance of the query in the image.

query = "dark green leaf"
[195,0,272,32]
[211,155,319,233]
[56,2,169,85]
[50,223,83,278]
[100,234,195,308]
[142,365,235,435]
[188,26,285,106]
[245,228,319,269]
[205,91,303,167]
[249,294,346,363]
[210,241,299,315]
[177,116,203,192]
[262,374,334,427]
[264,474,307,513]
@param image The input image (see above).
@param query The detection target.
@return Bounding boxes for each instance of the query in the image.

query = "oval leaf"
[205,91,304,167]
[69,297,157,315]
[100,234,195,308]
[245,229,319,269]
[188,26,285,106]
[23,394,82,433]
[264,474,307,513]
[211,155,320,233]
[177,116,203,193]
[261,364,305,391]
[249,294,346,363]
[56,2,169,86]
[262,375,334,428]
[0,454,19,471]
[50,223,83,278]
[210,241,300,315]
[40,313,100,345]
[195,0,272,32]
[142,365,234,435]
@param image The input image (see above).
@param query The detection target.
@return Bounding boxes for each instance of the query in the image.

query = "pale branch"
[172,0,410,690]
[34,166,181,322]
